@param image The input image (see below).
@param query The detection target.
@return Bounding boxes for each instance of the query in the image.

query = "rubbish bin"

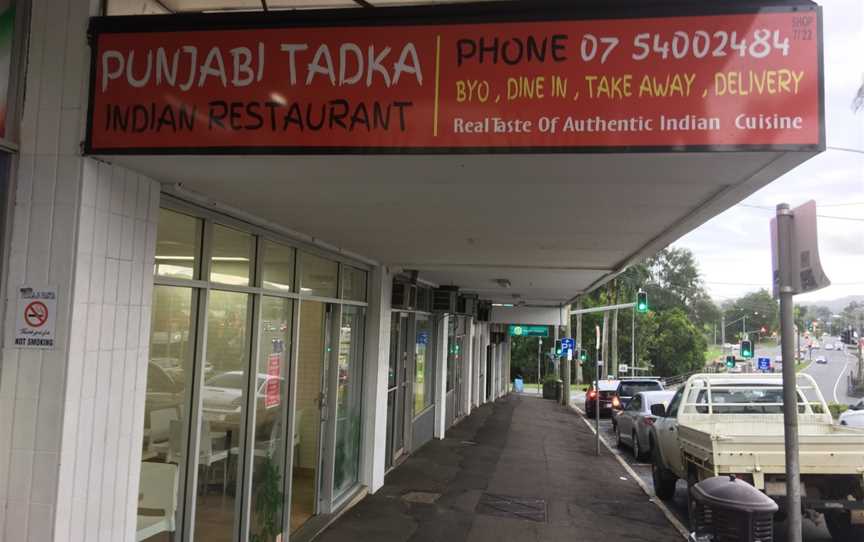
[513,378,524,393]
[689,474,778,542]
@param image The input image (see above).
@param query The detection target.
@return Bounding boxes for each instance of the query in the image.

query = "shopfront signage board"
[85,4,823,154]
[508,325,548,338]
[13,286,57,350]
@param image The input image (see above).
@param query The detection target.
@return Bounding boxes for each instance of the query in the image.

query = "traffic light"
[555,339,563,356]
[740,340,753,359]
[725,355,736,369]
[636,290,648,313]
[579,349,588,362]
[841,328,853,345]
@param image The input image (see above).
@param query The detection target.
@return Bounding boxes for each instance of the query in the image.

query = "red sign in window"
[265,353,281,409]
[86,6,822,153]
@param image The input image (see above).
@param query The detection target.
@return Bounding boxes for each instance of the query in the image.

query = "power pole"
[776,203,802,542]
[611,280,619,377]
[721,314,726,345]
[536,338,542,395]
[601,311,609,378]
[576,297,583,385]
[562,304,572,406]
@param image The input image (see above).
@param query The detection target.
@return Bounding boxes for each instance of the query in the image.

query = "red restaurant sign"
[86,5,823,154]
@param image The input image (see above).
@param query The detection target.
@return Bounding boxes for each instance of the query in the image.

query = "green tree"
[644,247,719,330]
[723,289,779,340]
[647,308,708,377]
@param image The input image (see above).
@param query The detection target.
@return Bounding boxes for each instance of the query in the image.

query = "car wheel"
[826,511,864,542]
[616,426,624,448]
[651,445,676,501]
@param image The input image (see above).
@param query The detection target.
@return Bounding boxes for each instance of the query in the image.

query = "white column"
[433,314,448,439]
[471,323,480,409]
[462,320,474,415]
[505,335,512,395]
[479,324,488,405]
[0,0,161,539]
[360,266,391,493]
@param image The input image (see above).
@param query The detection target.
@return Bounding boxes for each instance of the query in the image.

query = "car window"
[206,373,244,389]
[147,364,175,391]
[628,396,641,411]
[620,381,663,396]
[666,389,684,418]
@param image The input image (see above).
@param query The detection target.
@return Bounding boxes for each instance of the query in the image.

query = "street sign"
[561,338,574,350]
[770,200,830,298]
[619,364,629,373]
[758,357,771,372]
[508,325,548,337]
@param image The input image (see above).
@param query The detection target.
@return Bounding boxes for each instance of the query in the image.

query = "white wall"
[0,0,161,539]
[360,265,391,493]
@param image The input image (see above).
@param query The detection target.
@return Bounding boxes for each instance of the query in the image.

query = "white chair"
[146,408,179,458]
[198,421,230,495]
[136,462,178,541]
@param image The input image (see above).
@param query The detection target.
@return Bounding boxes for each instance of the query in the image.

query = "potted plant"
[542,373,562,400]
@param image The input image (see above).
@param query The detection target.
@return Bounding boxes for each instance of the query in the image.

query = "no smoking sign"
[14,286,57,350]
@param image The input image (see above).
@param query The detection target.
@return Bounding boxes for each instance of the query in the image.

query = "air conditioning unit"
[392,281,417,310]
[416,286,432,312]
[432,287,458,313]
[459,294,479,317]
[477,301,492,322]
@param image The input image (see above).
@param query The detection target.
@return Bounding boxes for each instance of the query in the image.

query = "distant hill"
[804,296,864,313]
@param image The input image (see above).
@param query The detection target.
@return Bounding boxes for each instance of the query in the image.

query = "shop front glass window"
[155,209,201,280]
[139,285,195,542]
[210,224,254,286]
[194,290,250,542]
[333,306,365,498]
[250,296,293,542]
[340,266,367,302]
[262,240,294,291]
[299,252,338,298]
[414,315,433,415]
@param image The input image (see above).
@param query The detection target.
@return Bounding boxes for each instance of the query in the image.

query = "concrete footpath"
[316,394,683,542]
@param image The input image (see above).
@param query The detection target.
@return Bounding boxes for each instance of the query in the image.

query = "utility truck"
[649,373,864,542]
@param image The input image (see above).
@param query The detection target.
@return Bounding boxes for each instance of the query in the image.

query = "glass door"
[290,301,333,533]
[386,312,410,468]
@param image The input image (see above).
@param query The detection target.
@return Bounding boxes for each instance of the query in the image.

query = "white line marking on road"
[833,359,852,404]
[571,405,689,540]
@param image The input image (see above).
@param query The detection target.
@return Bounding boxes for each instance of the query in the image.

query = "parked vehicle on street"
[611,378,664,429]
[816,356,828,364]
[615,390,675,460]
[649,373,864,542]
[584,379,620,419]
[826,343,835,350]
[839,400,864,428]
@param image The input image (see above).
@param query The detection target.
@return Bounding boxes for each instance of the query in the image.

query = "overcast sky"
[673,0,864,306]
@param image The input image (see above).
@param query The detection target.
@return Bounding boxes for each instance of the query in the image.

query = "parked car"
[584,379,620,418]
[816,356,828,365]
[649,373,864,541]
[611,378,664,429]
[826,343,835,350]
[202,371,284,429]
[615,390,675,459]
[839,401,864,428]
